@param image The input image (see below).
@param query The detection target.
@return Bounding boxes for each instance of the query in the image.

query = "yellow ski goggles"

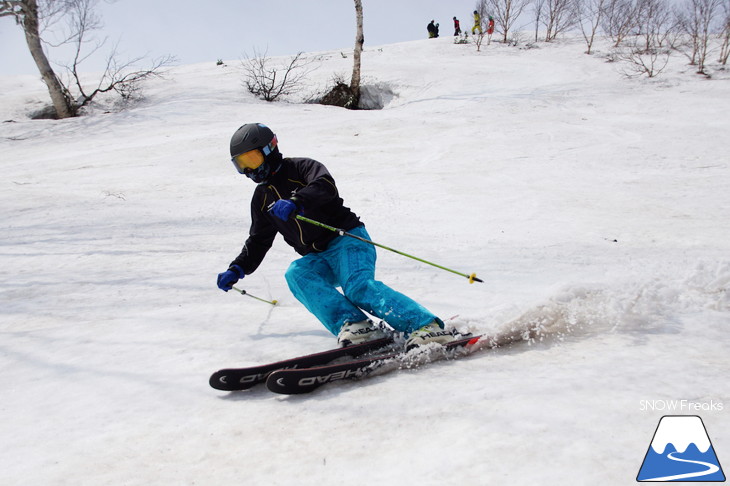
[230,134,278,174]
[231,149,265,173]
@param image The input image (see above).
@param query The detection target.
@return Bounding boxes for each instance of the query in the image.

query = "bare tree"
[533,0,546,42]
[578,0,608,54]
[601,0,638,46]
[541,0,580,41]
[350,0,364,106]
[321,0,365,109]
[676,0,723,73]
[1,0,174,118]
[63,0,174,108]
[474,29,487,51]
[486,0,533,43]
[719,0,730,64]
[1,0,76,118]
[242,49,316,102]
[675,1,702,64]
[614,41,671,77]
[634,0,676,51]
[609,0,679,78]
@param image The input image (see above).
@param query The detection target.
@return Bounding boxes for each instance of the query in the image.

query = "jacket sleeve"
[289,158,339,211]
[230,192,278,275]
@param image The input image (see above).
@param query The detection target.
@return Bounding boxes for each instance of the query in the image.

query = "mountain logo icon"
[637,415,725,482]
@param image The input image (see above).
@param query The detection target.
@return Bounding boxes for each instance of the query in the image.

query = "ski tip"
[466,336,481,346]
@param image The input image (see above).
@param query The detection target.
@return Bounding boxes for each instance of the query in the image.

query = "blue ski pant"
[285,225,441,336]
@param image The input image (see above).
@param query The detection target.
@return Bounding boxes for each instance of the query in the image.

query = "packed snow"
[1,35,728,485]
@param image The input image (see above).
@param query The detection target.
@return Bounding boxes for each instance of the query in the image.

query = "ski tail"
[209,335,395,391]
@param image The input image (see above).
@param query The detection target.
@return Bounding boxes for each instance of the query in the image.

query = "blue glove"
[269,199,298,221]
[217,264,244,292]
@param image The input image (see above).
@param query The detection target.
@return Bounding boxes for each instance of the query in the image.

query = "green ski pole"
[295,215,483,284]
[231,286,278,305]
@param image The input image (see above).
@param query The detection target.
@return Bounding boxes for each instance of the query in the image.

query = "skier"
[487,15,495,42]
[472,10,483,35]
[427,20,438,38]
[453,16,461,36]
[216,123,458,349]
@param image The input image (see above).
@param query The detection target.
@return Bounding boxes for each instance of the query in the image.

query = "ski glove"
[269,199,298,221]
[217,264,244,292]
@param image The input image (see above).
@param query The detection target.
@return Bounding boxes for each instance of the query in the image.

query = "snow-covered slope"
[1,36,728,485]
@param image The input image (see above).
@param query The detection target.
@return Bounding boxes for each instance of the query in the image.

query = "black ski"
[266,335,485,395]
[209,335,395,391]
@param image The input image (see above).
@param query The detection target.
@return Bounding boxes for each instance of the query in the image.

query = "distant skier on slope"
[472,10,483,35]
[453,16,461,36]
[427,20,439,38]
[216,123,459,349]
[487,15,495,43]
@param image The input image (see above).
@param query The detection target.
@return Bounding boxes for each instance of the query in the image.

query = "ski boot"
[337,320,389,347]
[405,321,460,350]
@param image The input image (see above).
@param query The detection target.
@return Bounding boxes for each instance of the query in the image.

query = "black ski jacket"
[230,157,361,275]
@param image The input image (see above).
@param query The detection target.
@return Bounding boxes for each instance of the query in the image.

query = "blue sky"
[0,0,487,76]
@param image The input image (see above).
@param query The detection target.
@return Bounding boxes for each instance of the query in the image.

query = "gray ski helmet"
[230,123,277,158]
[229,123,280,182]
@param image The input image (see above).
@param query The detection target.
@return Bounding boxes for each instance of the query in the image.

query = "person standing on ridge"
[453,16,461,36]
[427,20,437,38]
[216,123,460,349]
[472,10,483,35]
[487,15,495,43]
